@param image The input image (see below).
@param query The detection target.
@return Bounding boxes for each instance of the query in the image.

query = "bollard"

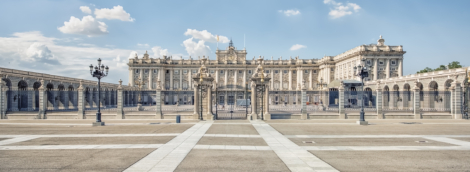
[176,115,181,123]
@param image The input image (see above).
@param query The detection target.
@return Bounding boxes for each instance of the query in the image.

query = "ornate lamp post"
[317,77,327,109]
[135,76,146,111]
[354,58,370,125]
[256,67,266,120]
[89,58,109,126]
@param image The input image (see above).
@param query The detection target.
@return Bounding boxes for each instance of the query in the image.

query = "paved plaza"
[0,119,470,171]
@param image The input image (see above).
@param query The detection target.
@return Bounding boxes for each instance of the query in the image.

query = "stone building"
[128,36,405,105]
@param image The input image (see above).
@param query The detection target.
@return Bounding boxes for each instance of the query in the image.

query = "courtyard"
[0,119,469,172]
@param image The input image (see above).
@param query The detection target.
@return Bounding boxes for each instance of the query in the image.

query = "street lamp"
[89,58,109,126]
[354,58,370,125]
[317,77,327,109]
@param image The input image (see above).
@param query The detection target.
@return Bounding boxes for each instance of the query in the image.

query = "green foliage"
[416,61,463,74]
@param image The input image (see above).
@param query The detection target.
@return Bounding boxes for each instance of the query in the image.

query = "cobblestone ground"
[0,119,470,172]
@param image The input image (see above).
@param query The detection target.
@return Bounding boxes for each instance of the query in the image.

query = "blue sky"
[0,0,469,84]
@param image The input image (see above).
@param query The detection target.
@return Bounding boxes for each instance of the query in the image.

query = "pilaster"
[117,80,124,119]
[376,87,383,119]
[454,81,462,119]
[301,86,307,120]
[339,86,345,119]
[77,81,85,119]
[413,85,421,119]
[264,85,271,120]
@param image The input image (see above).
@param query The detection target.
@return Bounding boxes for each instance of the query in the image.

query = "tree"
[417,67,433,74]
[434,65,446,71]
[448,61,462,69]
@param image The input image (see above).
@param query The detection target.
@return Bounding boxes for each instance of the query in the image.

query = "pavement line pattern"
[125,121,213,172]
[203,134,261,138]
[286,135,470,138]
[0,134,180,138]
[423,137,470,146]
[193,145,271,150]
[251,120,338,172]
[302,146,470,151]
[0,136,39,146]
[0,144,163,150]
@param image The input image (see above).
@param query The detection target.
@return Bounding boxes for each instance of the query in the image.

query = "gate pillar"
[77,80,85,119]
[453,81,462,119]
[413,81,421,119]
[38,79,47,119]
[0,75,6,119]
[192,58,214,120]
[117,79,124,119]
[155,80,163,119]
[338,83,345,119]
[301,81,307,120]
[376,86,383,119]
[250,58,271,121]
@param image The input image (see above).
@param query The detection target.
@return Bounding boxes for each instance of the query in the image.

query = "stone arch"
[68,85,74,91]
[18,80,28,90]
[33,82,41,90]
[58,84,65,91]
[428,81,438,91]
[383,85,390,109]
[444,79,453,90]
[393,84,399,91]
[403,83,411,91]
[46,83,54,91]
[2,78,12,89]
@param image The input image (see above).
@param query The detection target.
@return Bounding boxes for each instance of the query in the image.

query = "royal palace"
[0,36,468,120]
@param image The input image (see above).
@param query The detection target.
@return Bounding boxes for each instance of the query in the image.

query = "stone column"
[264,85,271,120]
[206,85,213,120]
[376,87,383,119]
[38,83,47,119]
[155,83,162,119]
[339,85,345,119]
[129,68,134,86]
[160,68,165,89]
[386,58,390,79]
[215,69,219,84]
[193,84,199,119]
[373,59,378,80]
[251,82,257,120]
[279,70,283,90]
[413,85,421,119]
[169,69,173,90]
[117,85,124,119]
[398,59,403,77]
[242,70,246,89]
[224,69,228,86]
[288,69,292,90]
[179,69,183,90]
[271,70,274,90]
[301,85,307,120]
[77,82,85,119]
[309,70,313,90]
[148,68,153,89]
[454,82,462,119]
[234,69,238,87]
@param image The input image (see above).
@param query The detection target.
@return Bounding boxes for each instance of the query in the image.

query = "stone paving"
[0,119,470,171]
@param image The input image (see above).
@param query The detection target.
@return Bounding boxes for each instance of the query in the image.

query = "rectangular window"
[135,69,139,74]
[293,71,296,74]
[367,60,371,65]
[210,70,214,73]
[265,70,270,73]
[391,60,396,65]
[248,70,252,74]
[275,70,279,73]
[313,70,317,73]
[192,70,197,73]
[284,70,288,73]
[153,69,157,74]
[220,70,224,74]
[166,70,169,74]
[183,70,187,74]
[331,68,334,71]
[174,70,179,74]
[379,61,384,65]
[144,69,148,73]
[304,70,308,74]
[239,70,242,74]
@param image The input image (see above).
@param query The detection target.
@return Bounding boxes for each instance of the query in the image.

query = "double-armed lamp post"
[89,58,109,126]
[353,58,370,125]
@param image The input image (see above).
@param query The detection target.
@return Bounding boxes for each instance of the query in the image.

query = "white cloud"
[137,43,149,47]
[80,6,91,14]
[113,55,127,67]
[184,29,229,43]
[324,0,361,19]
[58,15,108,37]
[183,38,211,57]
[290,44,306,51]
[151,46,169,58]
[128,51,138,59]
[278,9,301,16]
[22,43,60,65]
[94,5,135,22]
[0,31,136,84]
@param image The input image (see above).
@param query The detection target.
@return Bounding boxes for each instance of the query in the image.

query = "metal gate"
[214,86,249,120]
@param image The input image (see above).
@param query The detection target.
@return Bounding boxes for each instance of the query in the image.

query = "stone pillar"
[398,59,403,77]
[206,85,214,120]
[271,70,274,90]
[38,84,47,119]
[215,69,219,84]
[373,59,378,80]
[309,70,313,90]
[148,68,153,89]
[160,68,165,89]
[376,87,383,119]
[339,85,345,119]
[179,69,183,90]
[242,70,246,89]
[413,85,421,119]
[279,70,283,90]
[169,69,173,90]
[301,85,307,120]
[454,82,462,119]
[155,84,162,119]
[264,85,271,120]
[129,68,134,86]
[11,87,18,111]
[77,82,85,119]
[193,84,199,119]
[117,80,124,119]
[288,69,292,90]
[27,88,33,111]
[251,82,257,120]
[224,69,228,86]
[386,58,390,79]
